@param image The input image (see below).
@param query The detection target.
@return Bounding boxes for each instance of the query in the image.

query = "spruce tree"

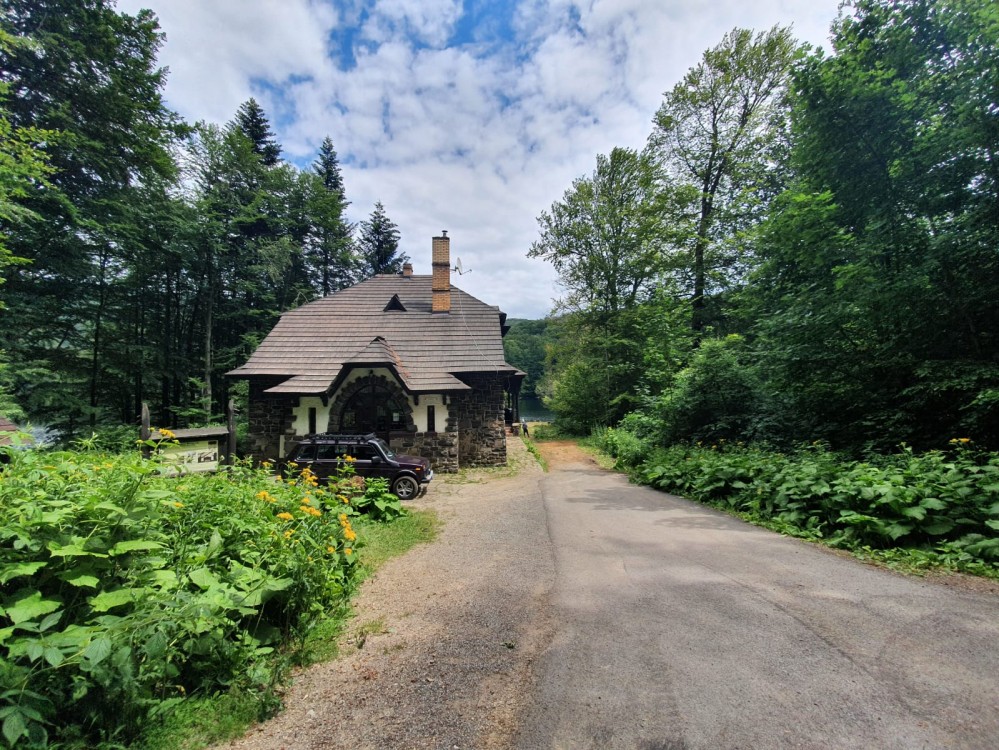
[305,136,356,295]
[234,98,281,166]
[315,136,344,194]
[357,201,408,277]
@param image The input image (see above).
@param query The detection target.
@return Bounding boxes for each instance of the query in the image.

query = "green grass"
[354,509,439,573]
[140,509,439,750]
[521,434,548,471]
[138,692,271,750]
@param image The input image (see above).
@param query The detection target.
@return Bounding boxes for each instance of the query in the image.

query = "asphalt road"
[515,444,999,750]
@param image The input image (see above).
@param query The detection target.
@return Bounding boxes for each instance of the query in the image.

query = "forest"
[0,0,409,438]
[517,0,999,455]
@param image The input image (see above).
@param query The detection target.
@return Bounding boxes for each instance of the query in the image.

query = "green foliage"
[648,25,800,332]
[357,201,406,278]
[644,335,766,445]
[347,478,407,522]
[0,444,365,748]
[539,294,692,433]
[529,147,674,315]
[627,440,999,574]
[745,0,999,450]
[502,319,549,398]
[520,435,548,471]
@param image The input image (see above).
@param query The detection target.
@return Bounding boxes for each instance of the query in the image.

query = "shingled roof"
[228,274,521,395]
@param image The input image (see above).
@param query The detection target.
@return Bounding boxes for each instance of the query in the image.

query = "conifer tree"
[234,98,281,166]
[357,201,408,277]
[305,136,356,294]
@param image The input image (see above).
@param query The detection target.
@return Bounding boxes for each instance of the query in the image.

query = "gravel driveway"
[218,436,554,750]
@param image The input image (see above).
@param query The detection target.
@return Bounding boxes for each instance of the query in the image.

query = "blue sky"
[117,0,843,319]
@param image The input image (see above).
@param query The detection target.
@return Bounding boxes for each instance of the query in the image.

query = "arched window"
[339,382,408,436]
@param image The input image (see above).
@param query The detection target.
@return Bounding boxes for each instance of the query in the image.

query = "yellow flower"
[158,428,177,440]
[345,548,353,555]
[343,455,356,463]
[327,545,336,554]
[173,501,184,508]
[283,530,294,539]
[276,512,294,521]
[256,490,272,501]
[261,460,273,469]
[338,513,348,523]
[340,495,350,504]
[300,505,322,517]
[344,529,357,542]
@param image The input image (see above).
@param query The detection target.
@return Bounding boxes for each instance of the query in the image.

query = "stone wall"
[247,378,297,461]
[390,430,459,473]
[449,373,507,467]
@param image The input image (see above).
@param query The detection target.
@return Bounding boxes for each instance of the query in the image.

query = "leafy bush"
[0,441,375,748]
[634,441,999,573]
[596,427,649,470]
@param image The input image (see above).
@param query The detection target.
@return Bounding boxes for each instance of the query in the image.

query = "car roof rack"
[307,433,377,441]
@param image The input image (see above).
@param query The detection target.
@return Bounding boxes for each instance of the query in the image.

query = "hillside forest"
[0,0,997,456]
[511,0,999,455]
[0,0,410,437]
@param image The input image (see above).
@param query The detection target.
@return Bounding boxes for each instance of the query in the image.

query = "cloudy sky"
[118,0,842,319]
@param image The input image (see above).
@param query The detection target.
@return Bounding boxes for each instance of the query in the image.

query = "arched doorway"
[331,375,413,441]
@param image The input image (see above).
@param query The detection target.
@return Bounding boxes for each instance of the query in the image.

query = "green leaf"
[985,519,999,531]
[88,589,139,612]
[62,573,100,589]
[47,543,107,559]
[885,522,913,541]
[38,611,62,632]
[83,636,113,665]
[144,632,168,660]
[3,591,61,625]
[188,568,219,590]
[26,642,43,662]
[919,498,947,511]
[43,646,64,667]
[923,519,956,536]
[109,540,165,556]
[900,506,927,521]
[3,710,27,747]
[0,562,46,584]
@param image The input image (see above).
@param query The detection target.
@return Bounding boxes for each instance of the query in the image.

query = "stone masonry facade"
[245,372,508,471]
[448,373,508,468]
[390,430,459,473]
[247,378,297,460]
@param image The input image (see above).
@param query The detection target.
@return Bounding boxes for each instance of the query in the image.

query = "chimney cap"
[441,229,448,237]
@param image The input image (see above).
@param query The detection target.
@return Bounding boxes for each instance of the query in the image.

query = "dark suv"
[285,433,433,500]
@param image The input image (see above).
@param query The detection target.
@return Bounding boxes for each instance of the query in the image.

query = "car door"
[352,443,394,483]
[312,443,340,483]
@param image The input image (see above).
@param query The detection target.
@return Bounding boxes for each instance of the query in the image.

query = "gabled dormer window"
[384,294,407,312]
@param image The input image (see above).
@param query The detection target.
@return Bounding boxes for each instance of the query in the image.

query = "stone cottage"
[227,233,524,472]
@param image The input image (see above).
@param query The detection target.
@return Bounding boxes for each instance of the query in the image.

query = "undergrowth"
[0,435,420,749]
[594,429,999,578]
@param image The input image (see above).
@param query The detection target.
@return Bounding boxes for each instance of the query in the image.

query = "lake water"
[519,395,554,422]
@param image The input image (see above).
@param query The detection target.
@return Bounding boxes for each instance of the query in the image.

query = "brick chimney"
[402,262,413,277]
[432,231,450,314]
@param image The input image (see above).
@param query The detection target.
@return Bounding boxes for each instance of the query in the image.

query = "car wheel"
[391,475,420,500]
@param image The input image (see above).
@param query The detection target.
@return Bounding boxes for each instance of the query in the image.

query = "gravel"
[216,437,555,750]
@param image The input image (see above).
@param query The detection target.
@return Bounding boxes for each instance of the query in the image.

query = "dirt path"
[217,437,554,750]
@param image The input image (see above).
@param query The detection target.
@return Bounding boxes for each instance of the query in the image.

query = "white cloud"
[117,0,843,318]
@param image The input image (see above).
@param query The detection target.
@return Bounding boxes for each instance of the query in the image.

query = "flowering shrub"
[0,442,363,748]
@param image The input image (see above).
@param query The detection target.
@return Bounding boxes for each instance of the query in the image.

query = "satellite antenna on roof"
[453,257,471,275]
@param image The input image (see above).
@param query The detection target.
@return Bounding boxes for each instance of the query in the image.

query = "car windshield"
[373,437,395,458]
